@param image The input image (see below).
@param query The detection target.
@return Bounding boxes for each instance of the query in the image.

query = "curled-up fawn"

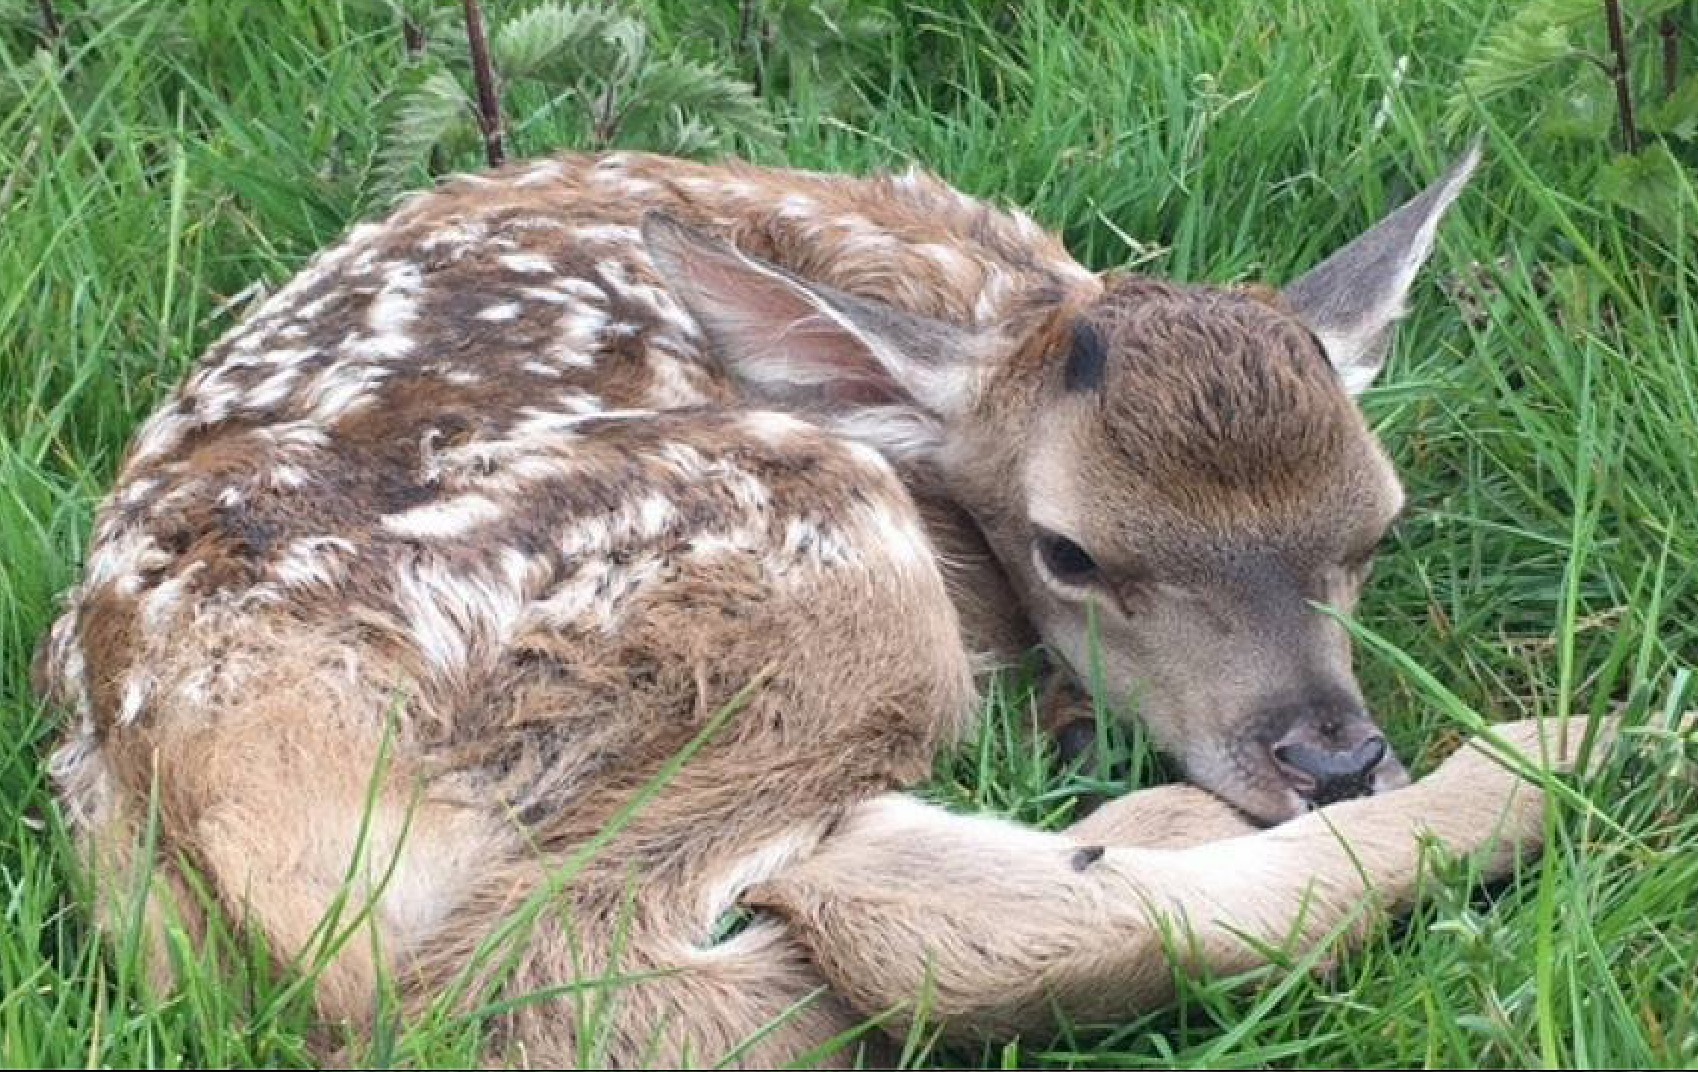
[34,145,1616,1066]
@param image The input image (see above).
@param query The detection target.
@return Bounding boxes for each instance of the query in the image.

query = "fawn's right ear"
[1282,141,1481,395]
[642,212,987,459]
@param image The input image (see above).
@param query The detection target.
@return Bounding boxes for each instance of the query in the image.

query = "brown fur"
[34,148,1591,1067]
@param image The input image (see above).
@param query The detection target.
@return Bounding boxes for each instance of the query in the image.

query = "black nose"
[1271,731,1389,806]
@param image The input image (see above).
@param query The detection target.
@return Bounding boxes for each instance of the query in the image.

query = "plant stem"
[591,84,620,148]
[461,0,505,168]
[38,0,60,46]
[1662,12,1680,99]
[403,16,426,60]
[1602,0,1639,153]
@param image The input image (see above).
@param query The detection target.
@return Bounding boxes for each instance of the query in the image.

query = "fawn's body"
[37,150,1598,1066]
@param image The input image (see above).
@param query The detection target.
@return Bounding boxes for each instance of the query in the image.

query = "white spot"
[528,553,665,631]
[140,562,205,630]
[594,259,696,335]
[292,290,341,322]
[892,168,931,192]
[512,160,566,187]
[382,495,506,540]
[419,219,490,254]
[476,302,522,322]
[243,360,309,412]
[83,525,169,593]
[499,252,556,275]
[391,552,538,677]
[551,305,608,360]
[254,420,332,453]
[114,476,163,512]
[344,262,424,359]
[270,464,312,489]
[556,278,611,304]
[117,675,151,726]
[504,216,571,235]
[572,223,641,247]
[127,411,190,464]
[739,410,810,446]
[635,493,676,536]
[304,362,391,422]
[272,536,357,589]
[519,286,577,304]
[777,194,819,218]
[676,176,762,201]
[242,222,383,329]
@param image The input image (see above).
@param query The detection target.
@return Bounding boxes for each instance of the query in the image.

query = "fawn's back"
[39,150,1077,788]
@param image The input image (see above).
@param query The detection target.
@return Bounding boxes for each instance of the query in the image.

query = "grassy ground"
[3,0,1696,1067]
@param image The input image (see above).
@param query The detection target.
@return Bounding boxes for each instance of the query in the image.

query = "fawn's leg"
[752,716,1614,1044]
[1064,780,1261,849]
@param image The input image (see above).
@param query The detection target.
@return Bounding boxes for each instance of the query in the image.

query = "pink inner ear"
[731,321,904,407]
[674,237,909,409]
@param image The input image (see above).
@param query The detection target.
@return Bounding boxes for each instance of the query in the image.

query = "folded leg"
[752,716,1612,1043]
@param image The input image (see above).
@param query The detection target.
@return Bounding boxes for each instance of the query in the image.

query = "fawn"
[34,145,1613,1066]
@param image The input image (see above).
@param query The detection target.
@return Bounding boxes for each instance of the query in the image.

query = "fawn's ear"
[1283,141,1481,395]
[643,212,984,458]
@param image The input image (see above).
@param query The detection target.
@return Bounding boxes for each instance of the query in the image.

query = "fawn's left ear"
[642,212,985,458]
[1283,141,1481,395]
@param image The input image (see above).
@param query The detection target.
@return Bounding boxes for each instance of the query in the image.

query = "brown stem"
[591,83,620,148]
[1603,0,1639,153]
[738,0,758,59]
[461,0,506,168]
[1662,12,1681,100]
[38,0,60,45]
[403,15,427,60]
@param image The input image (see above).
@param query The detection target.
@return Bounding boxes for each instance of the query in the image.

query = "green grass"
[3,0,1696,1067]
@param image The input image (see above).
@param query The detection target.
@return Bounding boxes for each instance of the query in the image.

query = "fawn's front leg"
[751,716,1618,1043]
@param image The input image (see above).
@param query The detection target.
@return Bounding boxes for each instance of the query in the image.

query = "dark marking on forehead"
[1063,320,1107,392]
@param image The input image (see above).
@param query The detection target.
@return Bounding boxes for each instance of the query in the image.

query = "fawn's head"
[645,147,1479,823]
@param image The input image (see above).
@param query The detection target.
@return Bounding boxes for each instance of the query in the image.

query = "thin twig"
[591,83,621,148]
[1602,0,1639,153]
[38,0,60,46]
[738,0,758,61]
[1661,11,1680,100]
[461,0,505,168]
[403,15,427,60]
